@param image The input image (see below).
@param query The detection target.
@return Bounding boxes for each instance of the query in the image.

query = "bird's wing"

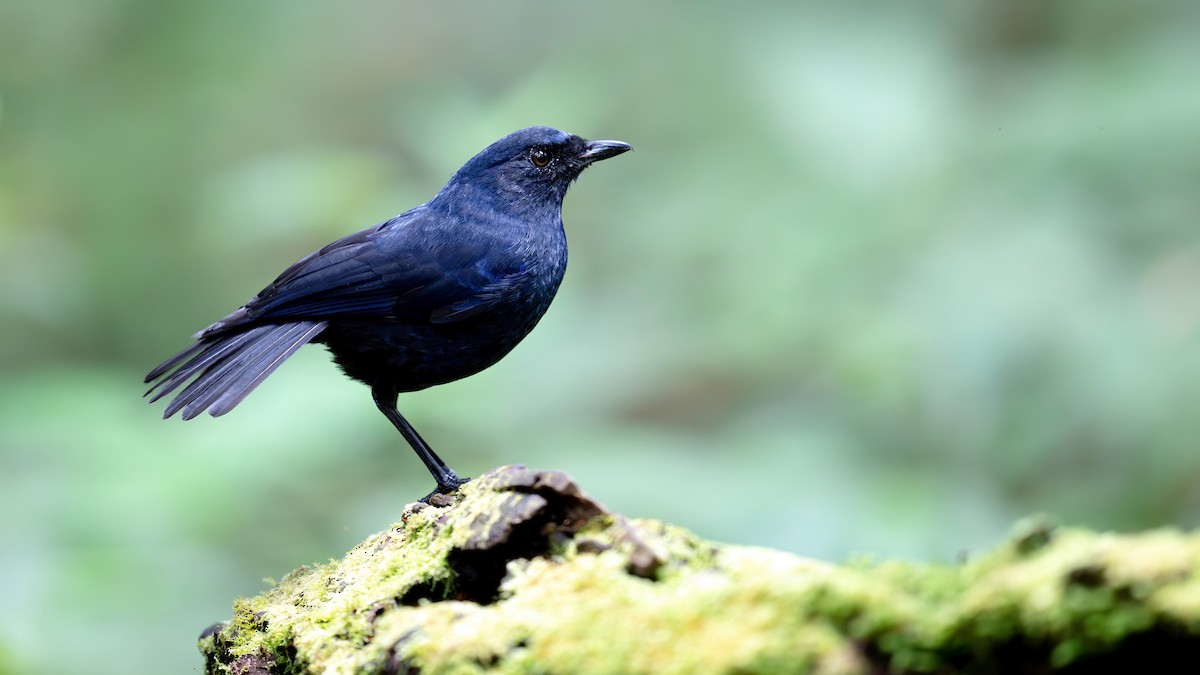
[200,208,525,337]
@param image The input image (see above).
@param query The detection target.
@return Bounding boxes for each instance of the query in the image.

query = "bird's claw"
[420,475,471,505]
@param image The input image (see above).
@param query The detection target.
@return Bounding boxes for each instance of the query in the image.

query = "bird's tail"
[145,321,328,420]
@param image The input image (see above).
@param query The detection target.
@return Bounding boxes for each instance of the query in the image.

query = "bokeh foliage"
[2,1,1199,673]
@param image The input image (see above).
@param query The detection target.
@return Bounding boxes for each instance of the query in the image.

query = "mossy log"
[200,465,1200,674]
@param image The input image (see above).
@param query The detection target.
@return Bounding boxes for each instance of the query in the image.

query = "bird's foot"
[420,474,471,505]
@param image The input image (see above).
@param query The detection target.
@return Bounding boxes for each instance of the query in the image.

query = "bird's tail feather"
[145,321,327,420]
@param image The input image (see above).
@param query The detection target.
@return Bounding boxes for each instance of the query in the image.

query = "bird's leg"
[371,384,469,497]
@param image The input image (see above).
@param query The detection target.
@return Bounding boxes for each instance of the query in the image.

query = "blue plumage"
[145,126,631,496]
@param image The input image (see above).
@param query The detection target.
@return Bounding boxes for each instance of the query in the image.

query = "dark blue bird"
[145,126,631,496]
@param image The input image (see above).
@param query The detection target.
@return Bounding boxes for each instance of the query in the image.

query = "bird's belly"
[317,296,554,392]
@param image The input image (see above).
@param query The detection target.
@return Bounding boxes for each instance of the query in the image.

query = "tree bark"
[200,465,1200,674]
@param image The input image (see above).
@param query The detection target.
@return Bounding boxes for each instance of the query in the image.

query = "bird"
[145,126,632,497]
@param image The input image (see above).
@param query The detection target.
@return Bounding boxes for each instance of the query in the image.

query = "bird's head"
[432,126,632,214]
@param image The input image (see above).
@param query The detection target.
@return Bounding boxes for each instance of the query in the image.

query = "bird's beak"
[580,139,633,164]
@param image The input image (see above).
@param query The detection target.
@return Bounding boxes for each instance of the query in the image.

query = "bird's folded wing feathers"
[203,214,524,334]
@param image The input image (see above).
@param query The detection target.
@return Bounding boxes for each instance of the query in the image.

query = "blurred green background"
[2,1,1199,672]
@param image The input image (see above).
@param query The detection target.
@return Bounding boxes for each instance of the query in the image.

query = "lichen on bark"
[199,465,1200,674]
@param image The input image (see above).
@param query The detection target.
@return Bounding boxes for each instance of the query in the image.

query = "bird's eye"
[529,148,551,168]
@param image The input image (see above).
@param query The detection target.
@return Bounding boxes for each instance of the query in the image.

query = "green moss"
[201,467,1200,674]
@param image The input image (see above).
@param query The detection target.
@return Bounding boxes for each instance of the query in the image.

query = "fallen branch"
[200,465,1200,674]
